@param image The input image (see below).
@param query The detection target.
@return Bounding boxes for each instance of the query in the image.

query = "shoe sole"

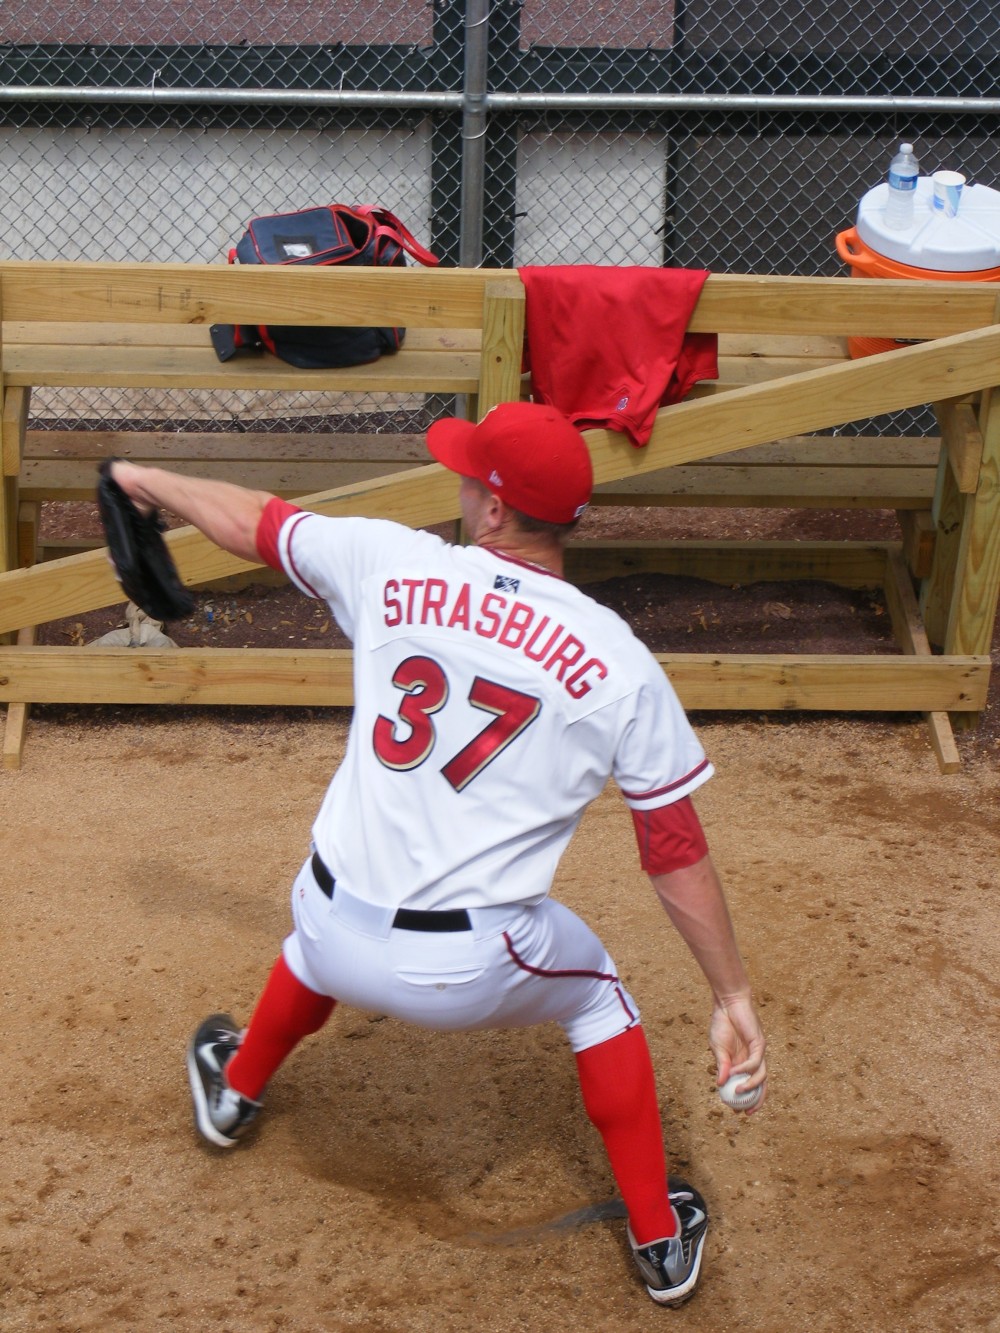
[645,1230,706,1307]
[185,1033,242,1149]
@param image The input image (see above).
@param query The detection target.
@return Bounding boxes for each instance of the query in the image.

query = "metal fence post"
[459,0,490,268]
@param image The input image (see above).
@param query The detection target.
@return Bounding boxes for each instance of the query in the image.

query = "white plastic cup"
[932,170,966,218]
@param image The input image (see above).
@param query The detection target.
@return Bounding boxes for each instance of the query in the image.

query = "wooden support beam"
[1,265,995,339]
[592,464,934,508]
[0,262,523,330]
[935,398,984,494]
[2,322,484,352]
[685,273,1000,339]
[661,652,989,713]
[0,479,13,581]
[0,391,26,478]
[565,540,891,588]
[16,500,38,569]
[0,278,11,583]
[22,428,430,463]
[4,344,485,395]
[1,623,35,769]
[897,510,936,580]
[921,444,968,649]
[20,457,425,503]
[0,645,988,713]
[478,279,526,418]
[943,380,1000,659]
[883,549,961,774]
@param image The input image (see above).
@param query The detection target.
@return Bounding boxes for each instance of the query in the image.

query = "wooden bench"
[1,264,999,774]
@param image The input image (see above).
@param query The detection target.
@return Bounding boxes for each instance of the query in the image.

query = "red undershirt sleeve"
[255,496,303,571]
[630,796,709,875]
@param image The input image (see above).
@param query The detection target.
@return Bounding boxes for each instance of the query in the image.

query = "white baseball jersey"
[275,512,712,911]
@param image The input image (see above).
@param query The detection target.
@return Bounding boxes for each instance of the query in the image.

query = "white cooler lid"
[855,178,1000,271]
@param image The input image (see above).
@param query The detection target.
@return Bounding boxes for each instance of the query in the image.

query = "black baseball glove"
[96,458,196,622]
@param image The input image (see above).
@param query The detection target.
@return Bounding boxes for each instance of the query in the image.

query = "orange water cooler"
[835,176,1000,357]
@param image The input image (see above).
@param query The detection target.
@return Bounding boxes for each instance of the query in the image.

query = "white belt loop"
[467,901,528,942]
[326,882,397,939]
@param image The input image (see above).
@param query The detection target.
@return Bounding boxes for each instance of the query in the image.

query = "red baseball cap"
[427,401,592,524]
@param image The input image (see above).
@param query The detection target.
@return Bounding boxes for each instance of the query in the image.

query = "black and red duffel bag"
[210,204,439,369]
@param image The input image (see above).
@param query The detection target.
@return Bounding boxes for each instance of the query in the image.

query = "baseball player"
[108,401,767,1308]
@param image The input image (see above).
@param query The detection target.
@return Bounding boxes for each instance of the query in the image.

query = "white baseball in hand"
[718,1073,762,1110]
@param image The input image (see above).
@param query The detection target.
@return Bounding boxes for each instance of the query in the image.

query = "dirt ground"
[2,501,999,1332]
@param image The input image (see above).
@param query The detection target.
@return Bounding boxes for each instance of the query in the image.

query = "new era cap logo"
[489,468,503,488]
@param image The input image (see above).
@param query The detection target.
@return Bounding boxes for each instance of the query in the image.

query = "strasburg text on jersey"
[382,576,608,700]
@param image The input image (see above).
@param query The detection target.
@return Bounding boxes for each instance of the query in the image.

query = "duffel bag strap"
[355,205,440,268]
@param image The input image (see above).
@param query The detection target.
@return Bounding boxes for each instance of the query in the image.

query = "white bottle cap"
[900,143,913,153]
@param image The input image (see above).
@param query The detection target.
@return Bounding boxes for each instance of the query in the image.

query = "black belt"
[310,853,472,933]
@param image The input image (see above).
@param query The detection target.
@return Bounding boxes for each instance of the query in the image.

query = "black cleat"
[186,1012,261,1148]
[628,1177,709,1306]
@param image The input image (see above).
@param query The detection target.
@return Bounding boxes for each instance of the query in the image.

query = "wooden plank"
[686,273,1000,338]
[710,354,845,386]
[921,447,968,649]
[592,465,935,507]
[16,500,38,568]
[716,332,848,359]
[897,509,936,580]
[34,536,896,588]
[585,433,939,508]
[565,540,892,588]
[883,549,961,773]
[478,278,526,418]
[0,265,996,338]
[0,645,356,705]
[1,624,35,768]
[944,381,1000,658]
[2,389,29,477]
[3,322,483,352]
[0,481,12,580]
[0,280,10,579]
[3,344,485,393]
[687,436,940,467]
[0,262,522,329]
[20,457,425,502]
[24,429,431,464]
[0,643,987,712]
[886,548,930,654]
[23,431,939,469]
[935,398,983,494]
[661,653,989,712]
[0,643,987,713]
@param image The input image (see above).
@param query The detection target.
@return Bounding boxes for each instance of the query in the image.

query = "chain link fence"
[1,0,997,434]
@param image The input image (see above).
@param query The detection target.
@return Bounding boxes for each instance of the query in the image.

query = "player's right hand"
[709,993,767,1113]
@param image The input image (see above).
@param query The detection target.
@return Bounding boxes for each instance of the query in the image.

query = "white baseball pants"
[282,855,640,1053]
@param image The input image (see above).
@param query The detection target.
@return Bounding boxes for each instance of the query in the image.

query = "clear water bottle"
[883,142,920,230]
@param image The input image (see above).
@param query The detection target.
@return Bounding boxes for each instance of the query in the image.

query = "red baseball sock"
[574,1024,676,1245]
[225,954,336,1101]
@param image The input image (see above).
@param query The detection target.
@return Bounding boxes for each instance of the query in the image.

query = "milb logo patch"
[494,574,520,594]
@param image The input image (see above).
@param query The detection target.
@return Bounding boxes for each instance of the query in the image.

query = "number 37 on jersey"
[372,653,540,793]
